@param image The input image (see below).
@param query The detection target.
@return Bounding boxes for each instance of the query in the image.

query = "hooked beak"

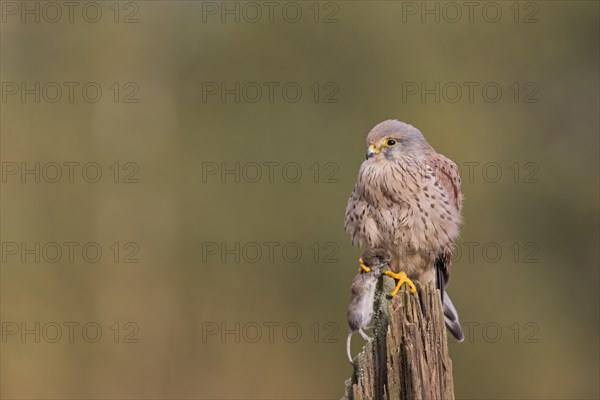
[366,144,380,159]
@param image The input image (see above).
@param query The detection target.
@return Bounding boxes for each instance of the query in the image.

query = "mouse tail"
[346,332,353,363]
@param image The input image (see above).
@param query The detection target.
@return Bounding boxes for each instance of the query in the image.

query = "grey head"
[365,119,433,162]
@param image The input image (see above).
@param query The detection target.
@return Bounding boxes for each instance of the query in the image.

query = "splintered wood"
[342,279,455,400]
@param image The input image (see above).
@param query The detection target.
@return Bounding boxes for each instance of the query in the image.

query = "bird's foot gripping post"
[342,277,455,400]
[384,270,417,297]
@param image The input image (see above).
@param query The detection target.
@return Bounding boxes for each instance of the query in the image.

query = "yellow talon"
[384,271,416,296]
[358,258,370,273]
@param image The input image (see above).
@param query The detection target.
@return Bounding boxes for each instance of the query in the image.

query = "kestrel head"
[365,120,431,161]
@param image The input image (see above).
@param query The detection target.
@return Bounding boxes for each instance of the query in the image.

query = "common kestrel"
[345,119,464,341]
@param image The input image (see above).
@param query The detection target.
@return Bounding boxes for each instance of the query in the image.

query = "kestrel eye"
[386,139,397,147]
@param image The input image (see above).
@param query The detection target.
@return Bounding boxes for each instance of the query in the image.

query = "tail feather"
[435,259,445,303]
[435,268,464,342]
[442,293,464,342]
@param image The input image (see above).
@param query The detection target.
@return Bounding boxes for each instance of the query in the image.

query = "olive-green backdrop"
[1,1,598,399]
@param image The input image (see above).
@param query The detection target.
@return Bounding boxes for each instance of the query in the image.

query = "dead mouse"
[346,248,391,363]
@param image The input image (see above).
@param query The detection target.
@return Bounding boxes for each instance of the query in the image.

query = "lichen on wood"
[342,276,455,400]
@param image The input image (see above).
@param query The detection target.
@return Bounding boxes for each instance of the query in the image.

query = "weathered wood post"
[342,276,455,400]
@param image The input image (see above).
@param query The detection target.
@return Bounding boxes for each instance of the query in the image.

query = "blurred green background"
[1,1,598,399]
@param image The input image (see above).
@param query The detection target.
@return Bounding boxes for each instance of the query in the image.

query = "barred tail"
[435,266,464,342]
[443,292,464,342]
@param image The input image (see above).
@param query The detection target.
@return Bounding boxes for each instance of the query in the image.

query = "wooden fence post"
[342,277,455,400]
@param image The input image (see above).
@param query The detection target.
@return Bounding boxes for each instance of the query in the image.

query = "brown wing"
[429,153,462,213]
[429,153,462,289]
